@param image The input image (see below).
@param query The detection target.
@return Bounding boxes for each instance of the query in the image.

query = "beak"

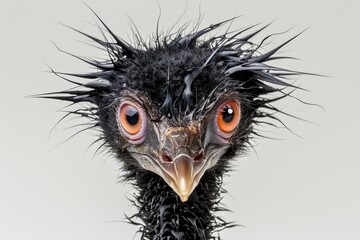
[157,126,205,202]
[173,155,193,199]
[161,152,209,202]
[160,153,208,202]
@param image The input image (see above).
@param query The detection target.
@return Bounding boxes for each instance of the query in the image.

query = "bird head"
[44,15,300,202]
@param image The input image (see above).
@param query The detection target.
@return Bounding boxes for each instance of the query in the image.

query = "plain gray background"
[0,0,359,239]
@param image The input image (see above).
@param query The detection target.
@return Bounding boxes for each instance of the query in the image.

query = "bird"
[41,9,305,240]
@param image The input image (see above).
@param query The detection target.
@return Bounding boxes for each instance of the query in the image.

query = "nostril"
[193,152,204,162]
[161,153,173,163]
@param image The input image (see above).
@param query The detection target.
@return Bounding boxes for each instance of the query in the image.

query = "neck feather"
[124,167,231,240]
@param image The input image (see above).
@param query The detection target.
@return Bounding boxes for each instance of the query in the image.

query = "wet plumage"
[41,10,305,240]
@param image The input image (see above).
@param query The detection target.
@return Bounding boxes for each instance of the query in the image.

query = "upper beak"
[160,153,206,202]
[173,154,194,199]
[156,126,206,202]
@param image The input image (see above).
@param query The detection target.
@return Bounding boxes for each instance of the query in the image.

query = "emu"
[42,10,305,240]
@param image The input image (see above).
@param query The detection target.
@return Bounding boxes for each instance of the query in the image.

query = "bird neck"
[126,168,229,240]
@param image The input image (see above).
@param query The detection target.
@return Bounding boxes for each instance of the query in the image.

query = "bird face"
[43,14,301,207]
[116,91,241,201]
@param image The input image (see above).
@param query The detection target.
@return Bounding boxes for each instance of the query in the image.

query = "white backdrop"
[0,0,359,239]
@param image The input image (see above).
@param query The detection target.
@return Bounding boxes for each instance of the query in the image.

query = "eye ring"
[214,100,241,141]
[118,101,147,145]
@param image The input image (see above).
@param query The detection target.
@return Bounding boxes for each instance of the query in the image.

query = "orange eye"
[119,104,142,135]
[216,100,240,133]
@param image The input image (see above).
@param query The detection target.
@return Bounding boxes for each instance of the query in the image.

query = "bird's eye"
[214,100,240,141]
[118,102,147,144]
[120,104,141,134]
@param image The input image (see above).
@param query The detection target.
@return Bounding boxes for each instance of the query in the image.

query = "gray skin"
[117,91,240,201]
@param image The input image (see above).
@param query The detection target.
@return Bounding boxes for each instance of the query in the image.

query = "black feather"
[40,11,307,240]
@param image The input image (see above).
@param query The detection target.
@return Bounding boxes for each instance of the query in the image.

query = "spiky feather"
[40,12,307,240]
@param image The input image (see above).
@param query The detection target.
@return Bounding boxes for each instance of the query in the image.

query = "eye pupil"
[222,106,234,123]
[126,108,139,125]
